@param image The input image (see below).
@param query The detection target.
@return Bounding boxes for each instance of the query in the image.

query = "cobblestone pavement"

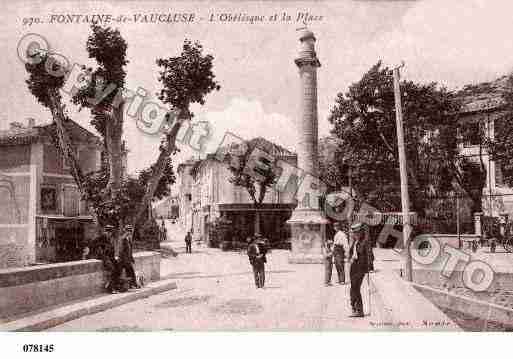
[49,248,385,331]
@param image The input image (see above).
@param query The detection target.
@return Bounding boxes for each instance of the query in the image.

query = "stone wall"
[0,251,160,319]
[0,227,30,269]
[414,283,513,329]
[0,170,35,268]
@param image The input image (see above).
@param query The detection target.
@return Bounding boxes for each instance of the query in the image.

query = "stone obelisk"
[288,28,328,264]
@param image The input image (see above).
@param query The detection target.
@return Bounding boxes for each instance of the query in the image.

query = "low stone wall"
[413,283,513,330]
[412,268,513,297]
[424,234,480,249]
[0,251,160,319]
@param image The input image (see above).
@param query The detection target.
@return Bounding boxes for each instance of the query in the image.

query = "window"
[461,122,482,148]
[41,186,58,213]
[495,161,507,188]
[62,185,80,217]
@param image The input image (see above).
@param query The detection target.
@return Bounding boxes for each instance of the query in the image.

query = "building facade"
[153,195,179,219]
[458,75,513,218]
[178,138,298,245]
[0,119,101,268]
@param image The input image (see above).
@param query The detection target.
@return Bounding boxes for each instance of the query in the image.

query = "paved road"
[49,248,385,331]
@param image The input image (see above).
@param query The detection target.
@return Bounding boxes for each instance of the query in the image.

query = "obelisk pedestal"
[288,29,328,264]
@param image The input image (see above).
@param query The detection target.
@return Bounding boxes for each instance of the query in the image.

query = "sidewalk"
[0,279,177,332]
[47,248,459,331]
[50,249,385,331]
[370,250,460,331]
[1,246,461,331]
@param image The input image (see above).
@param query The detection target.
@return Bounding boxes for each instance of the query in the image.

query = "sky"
[2,0,513,190]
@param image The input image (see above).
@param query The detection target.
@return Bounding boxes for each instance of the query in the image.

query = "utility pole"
[393,62,413,282]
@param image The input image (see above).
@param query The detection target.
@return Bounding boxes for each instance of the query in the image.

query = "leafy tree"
[133,40,220,226]
[72,24,128,197]
[224,138,280,235]
[484,75,513,187]
[25,46,86,200]
[318,136,348,193]
[23,26,217,248]
[328,62,469,215]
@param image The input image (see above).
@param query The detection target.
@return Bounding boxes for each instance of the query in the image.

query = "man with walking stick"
[348,222,372,318]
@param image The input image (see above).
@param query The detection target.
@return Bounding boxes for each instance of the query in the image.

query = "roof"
[178,137,296,179]
[0,120,101,147]
[457,75,510,114]
[0,127,40,145]
[246,137,295,157]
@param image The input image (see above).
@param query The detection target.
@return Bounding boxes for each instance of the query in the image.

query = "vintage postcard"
[1,0,513,350]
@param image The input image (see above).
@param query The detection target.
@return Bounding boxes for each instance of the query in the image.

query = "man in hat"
[247,236,265,288]
[184,230,192,254]
[99,225,120,293]
[118,224,139,290]
[348,222,371,317]
[324,237,334,286]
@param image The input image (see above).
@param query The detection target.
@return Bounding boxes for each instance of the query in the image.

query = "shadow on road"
[161,270,295,281]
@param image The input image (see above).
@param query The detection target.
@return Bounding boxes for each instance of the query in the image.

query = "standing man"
[118,224,139,290]
[255,234,268,287]
[100,225,119,293]
[184,230,192,254]
[348,223,371,317]
[160,219,168,242]
[247,236,265,288]
[324,237,334,286]
[333,222,349,284]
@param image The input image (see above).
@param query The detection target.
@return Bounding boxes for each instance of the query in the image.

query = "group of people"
[244,222,374,318]
[94,224,140,294]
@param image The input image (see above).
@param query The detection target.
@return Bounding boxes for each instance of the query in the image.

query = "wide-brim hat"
[350,222,364,232]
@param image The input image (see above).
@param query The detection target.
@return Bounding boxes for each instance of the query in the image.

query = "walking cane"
[366,227,372,317]
[366,268,372,317]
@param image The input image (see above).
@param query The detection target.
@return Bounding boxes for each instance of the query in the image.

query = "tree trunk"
[254,209,261,235]
[106,102,125,194]
[48,89,84,192]
[253,182,267,236]
[132,111,186,228]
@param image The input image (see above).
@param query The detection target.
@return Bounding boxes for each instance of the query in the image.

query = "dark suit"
[248,242,265,288]
[185,233,192,253]
[324,243,334,285]
[118,233,137,289]
[333,243,345,284]
[348,237,371,315]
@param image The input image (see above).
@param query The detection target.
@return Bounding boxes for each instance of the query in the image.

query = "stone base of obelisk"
[287,209,329,264]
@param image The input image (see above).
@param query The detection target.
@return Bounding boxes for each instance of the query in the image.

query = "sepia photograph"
[0,0,512,356]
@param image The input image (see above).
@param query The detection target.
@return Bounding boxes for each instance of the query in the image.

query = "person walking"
[255,234,268,287]
[324,237,334,286]
[247,236,265,288]
[117,224,139,290]
[184,230,192,253]
[160,220,168,242]
[348,222,371,317]
[333,222,349,284]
